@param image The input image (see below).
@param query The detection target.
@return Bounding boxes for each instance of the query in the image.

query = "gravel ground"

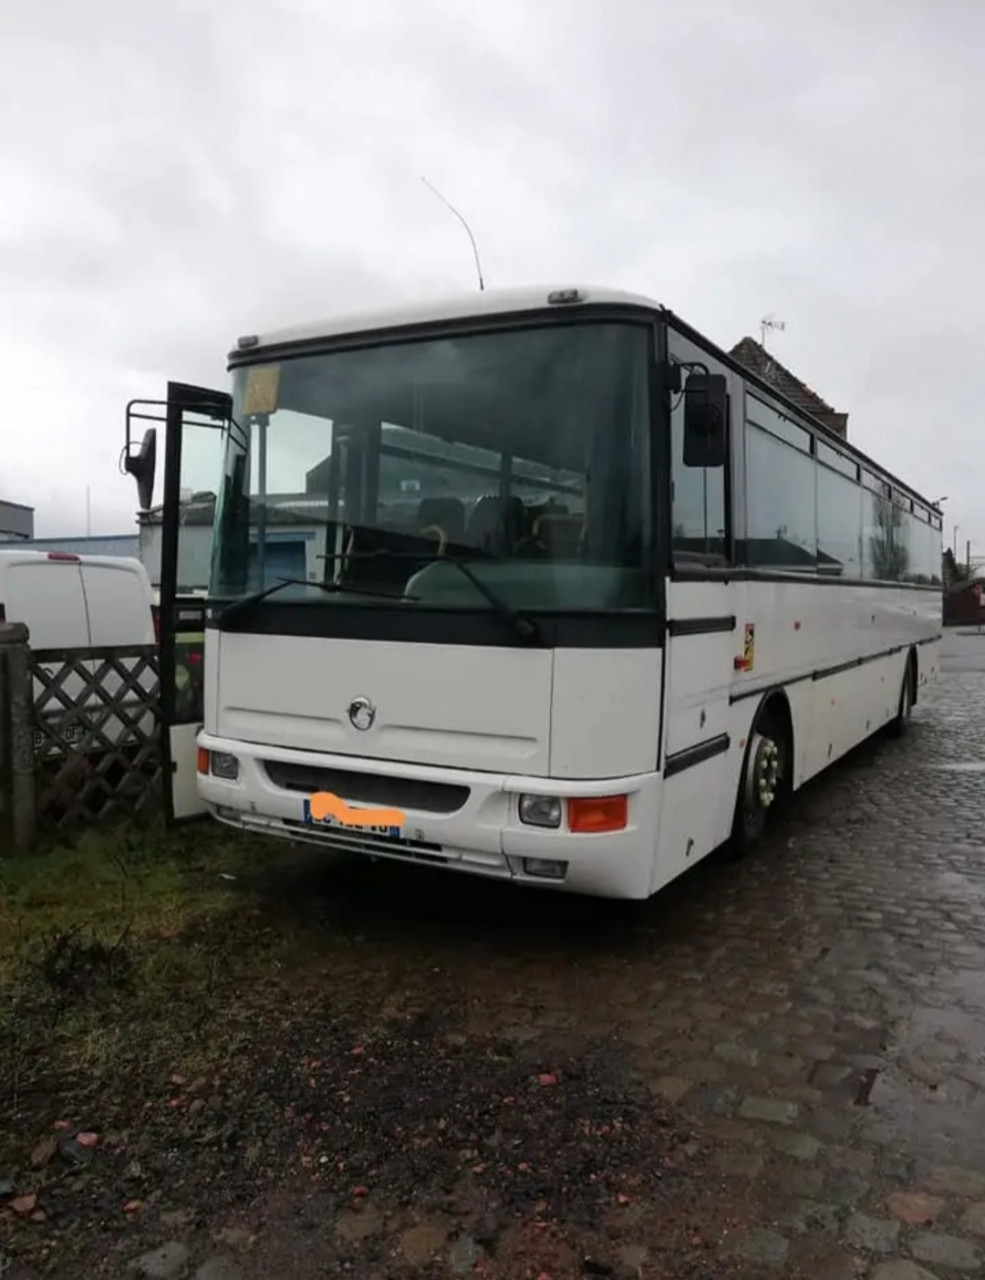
[1,968,769,1280]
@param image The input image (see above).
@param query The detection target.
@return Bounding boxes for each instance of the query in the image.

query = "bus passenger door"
[124,382,230,823]
[656,329,741,888]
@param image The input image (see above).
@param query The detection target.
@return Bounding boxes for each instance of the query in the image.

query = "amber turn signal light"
[568,794,628,833]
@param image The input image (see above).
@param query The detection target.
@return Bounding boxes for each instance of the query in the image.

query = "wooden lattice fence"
[30,645,163,832]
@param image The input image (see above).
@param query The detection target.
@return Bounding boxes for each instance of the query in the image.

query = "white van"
[0,551,155,756]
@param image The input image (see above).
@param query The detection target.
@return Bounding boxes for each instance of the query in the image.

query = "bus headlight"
[210,752,240,781]
[518,794,562,828]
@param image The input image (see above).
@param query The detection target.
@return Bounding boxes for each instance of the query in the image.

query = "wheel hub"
[745,732,780,812]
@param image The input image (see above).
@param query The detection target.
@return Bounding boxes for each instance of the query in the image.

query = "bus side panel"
[786,665,885,788]
[796,648,909,788]
[654,581,742,894]
[728,580,940,790]
[653,692,769,897]
[651,754,738,896]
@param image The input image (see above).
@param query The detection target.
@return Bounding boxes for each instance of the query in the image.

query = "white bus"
[153,286,942,898]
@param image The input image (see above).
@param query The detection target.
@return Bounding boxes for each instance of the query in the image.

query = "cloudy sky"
[2,0,983,554]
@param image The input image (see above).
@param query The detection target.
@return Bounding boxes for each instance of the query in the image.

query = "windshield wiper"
[421,555,540,644]
[219,554,540,645]
[320,548,541,645]
[335,551,537,644]
[217,575,418,625]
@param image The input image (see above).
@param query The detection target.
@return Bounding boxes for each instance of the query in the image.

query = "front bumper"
[196,732,660,899]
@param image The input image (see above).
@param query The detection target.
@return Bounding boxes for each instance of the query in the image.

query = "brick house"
[730,337,849,439]
[944,578,985,626]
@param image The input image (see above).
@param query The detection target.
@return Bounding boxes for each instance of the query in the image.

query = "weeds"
[37,922,134,999]
[0,818,296,1142]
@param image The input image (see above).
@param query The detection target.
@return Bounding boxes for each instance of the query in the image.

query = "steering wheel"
[418,523,449,556]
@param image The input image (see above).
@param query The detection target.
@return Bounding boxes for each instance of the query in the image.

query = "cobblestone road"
[616,626,985,1279]
[290,629,985,1279]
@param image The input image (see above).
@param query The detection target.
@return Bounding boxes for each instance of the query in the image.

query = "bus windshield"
[211,320,654,613]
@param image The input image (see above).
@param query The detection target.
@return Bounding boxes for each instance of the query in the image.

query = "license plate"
[302,798,401,839]
[34,721,86,751]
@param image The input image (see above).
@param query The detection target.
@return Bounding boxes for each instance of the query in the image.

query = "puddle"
[860,995,985,1165]
[935,869,985,898]
[947,968,985,1015]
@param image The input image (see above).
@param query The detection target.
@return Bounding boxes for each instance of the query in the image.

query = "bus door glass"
[125,383,230,822]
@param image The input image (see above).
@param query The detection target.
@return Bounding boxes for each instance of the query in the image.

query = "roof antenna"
[421,176,485,291]
[760,314,786,349]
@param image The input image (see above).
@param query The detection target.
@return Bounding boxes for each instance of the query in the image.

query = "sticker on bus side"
[243,364,281,416]
[743,622,755,670]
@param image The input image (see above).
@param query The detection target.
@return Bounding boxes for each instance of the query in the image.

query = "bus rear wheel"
[888,656,915,738]
[730,704,789,857]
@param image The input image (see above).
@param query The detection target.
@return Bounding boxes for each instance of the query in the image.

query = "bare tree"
[868,495,909,582]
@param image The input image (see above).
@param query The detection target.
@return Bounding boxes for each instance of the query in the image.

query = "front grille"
[282,817,448,864]
[264,760,469,814]
[211,806,511,879]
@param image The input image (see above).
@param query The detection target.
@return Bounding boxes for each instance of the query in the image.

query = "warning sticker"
[243,364,281,416]
[743,622,755,671]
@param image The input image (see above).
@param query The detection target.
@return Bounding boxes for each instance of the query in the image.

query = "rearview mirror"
[125,427,157,511]
[683,373,728,468]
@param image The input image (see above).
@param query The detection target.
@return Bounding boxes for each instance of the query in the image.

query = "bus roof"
[229,283,940,517]
[230,285,661,355]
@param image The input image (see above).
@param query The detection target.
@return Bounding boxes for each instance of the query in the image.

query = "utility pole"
[967,539,972,577]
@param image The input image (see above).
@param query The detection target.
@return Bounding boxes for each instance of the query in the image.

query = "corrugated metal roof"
[11,534,141,559]
[0,499,35,539]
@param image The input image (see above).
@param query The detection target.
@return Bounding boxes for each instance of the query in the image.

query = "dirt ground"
[0,824,776,1280]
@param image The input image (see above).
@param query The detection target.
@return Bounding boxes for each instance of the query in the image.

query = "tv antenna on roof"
[760,314,786,349]
[421,176,485,292]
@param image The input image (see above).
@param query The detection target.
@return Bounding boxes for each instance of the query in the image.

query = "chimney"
[816,411,848,438]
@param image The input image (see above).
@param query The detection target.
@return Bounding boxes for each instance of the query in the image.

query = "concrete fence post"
[0,621,36,852]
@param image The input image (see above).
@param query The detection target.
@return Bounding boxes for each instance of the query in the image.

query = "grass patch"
[0,820,245,974]
[0,818,306,1152]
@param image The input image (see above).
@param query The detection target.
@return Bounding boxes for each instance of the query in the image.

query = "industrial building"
[0,499,35,541]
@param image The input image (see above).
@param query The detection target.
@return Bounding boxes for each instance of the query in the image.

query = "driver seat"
[465,495,525,555]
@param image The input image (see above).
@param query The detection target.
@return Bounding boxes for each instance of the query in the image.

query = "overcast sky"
[2,0,983,553]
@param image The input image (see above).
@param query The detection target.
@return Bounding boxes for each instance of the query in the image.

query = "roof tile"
[730,337,848,437]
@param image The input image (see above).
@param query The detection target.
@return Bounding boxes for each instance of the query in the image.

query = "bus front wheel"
[730,702,790,857]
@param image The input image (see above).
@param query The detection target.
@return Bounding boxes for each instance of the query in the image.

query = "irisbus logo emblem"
[348,696,376,731]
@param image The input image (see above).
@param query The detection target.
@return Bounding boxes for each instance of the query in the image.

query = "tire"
[888,659,915,738]
[729,704,789,858]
